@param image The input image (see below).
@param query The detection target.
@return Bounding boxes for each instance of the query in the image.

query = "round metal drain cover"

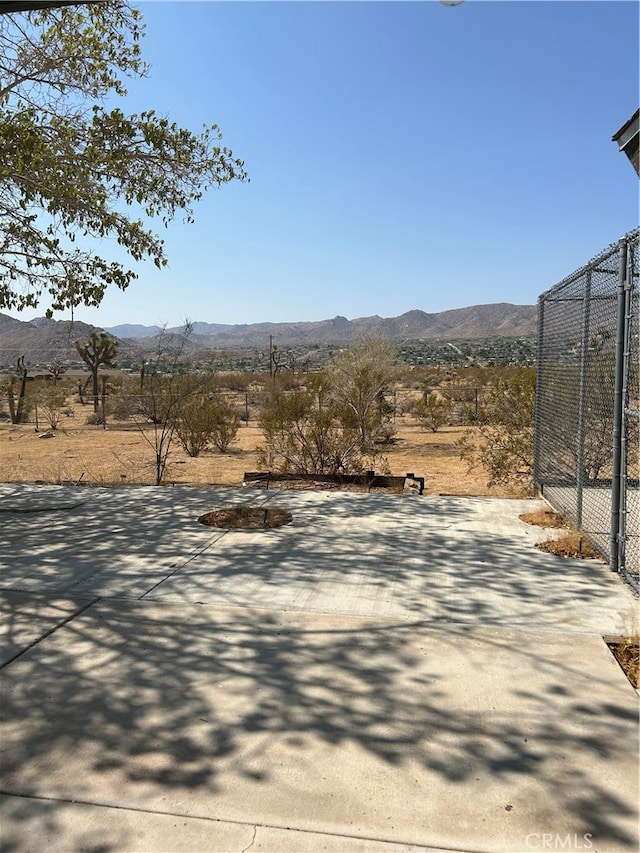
[198,507,292,530]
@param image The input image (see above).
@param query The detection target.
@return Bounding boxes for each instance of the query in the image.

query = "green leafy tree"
[172,392,239,458]
[456,367,536,488]
[258,383,376,476]
[33,382,66,430]
[0,2,247,315]
[412,392,453,433]
[74,330,118,413]
[329,335,397,450]
[209,396,240,453]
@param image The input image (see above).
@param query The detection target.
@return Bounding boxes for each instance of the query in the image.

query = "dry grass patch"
[535,530,602,560]
[520,507,602,559]
[519,508,567,528]
[607,638,640,688]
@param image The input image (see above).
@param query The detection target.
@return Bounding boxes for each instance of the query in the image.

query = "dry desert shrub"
[0,398,528,497]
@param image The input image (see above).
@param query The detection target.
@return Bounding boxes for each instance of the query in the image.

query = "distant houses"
[0,368,125,384]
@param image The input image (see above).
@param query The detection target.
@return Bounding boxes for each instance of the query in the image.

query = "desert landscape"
[0,398,524,499]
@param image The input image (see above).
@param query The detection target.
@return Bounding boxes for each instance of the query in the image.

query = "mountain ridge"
[0,303,537,366]
[105,303,537,347]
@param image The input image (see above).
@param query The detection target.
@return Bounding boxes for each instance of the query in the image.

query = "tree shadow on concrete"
[141,491,635,634]
[1,485,637,850]
[0,485,633,635]
[0,596,637,852]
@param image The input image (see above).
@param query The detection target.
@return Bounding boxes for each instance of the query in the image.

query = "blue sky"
[15,1,640,327]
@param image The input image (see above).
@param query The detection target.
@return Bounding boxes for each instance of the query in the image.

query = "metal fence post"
[610,240,629,572]
[533,295,545,494]
[618,240,634,575]
[575,272,592,529]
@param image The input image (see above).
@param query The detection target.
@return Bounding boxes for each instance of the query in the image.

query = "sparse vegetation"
[0,370,530,495]
[172,394,216,458]
[412,393,454,433]
[119,324,207,484]
[256,337,397,476]
[209,397,241,452]
[520,507,602,560]
[456,367,536,488]
[0,362,602,507]
[32,383,67,430]
[257,386,365,476]
[330,335,397,450]
[74,332,118,414]
[535,532,602,560]
[173,393,240,457]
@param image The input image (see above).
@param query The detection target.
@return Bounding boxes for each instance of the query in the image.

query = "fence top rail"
[538,227,639,303]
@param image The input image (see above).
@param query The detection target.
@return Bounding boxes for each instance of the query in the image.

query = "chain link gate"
[534,228,639,588]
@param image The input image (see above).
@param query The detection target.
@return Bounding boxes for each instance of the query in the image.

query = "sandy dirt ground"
[0,405,525,498]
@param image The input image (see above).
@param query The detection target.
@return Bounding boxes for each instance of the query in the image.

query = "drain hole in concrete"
[198,507,292,530]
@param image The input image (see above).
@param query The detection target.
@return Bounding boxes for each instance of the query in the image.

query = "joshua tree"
[10,356,29,424]
[74,331,118,413]
[48,362,66,385]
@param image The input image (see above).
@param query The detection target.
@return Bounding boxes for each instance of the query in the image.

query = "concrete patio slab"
[0,796,443,853]
[0,484,263,599]
[0,589,97,666]
[0,485,636,634]
[0,484,638,852]
[1,599,638,853]
[143,491,638,634]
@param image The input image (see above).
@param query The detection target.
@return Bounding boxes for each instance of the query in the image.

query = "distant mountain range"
[0,303,537,367]
[105,303,537,347]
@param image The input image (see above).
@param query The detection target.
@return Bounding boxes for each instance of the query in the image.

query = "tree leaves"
[456,367,536,487]
[0,1,247,315]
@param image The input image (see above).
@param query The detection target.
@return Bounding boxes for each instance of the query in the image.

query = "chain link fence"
[534,228,639,588]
